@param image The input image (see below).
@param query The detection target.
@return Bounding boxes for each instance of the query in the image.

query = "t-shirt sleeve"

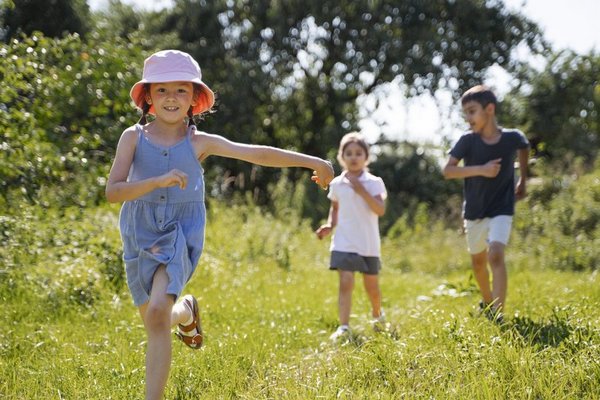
[327,181,337,201]
[449,134,469,160]
[513,130,530,149]
[372,177,387,200]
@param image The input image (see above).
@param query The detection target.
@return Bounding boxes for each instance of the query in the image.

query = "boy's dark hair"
[461,85,497,108]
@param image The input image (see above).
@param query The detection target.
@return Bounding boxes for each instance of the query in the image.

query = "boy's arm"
[515,148,529,200]
[443,156,502,179]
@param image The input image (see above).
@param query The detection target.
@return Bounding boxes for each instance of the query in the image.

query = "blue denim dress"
[119,124,206,306]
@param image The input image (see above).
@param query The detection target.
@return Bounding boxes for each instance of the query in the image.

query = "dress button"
[160,195,165,200]
[163,151,168,156]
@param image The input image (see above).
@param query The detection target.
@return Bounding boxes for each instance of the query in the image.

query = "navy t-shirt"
[449,129,529,220]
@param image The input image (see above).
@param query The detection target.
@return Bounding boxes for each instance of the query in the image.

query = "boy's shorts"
[464,215,513,254]
[330,251,381,275]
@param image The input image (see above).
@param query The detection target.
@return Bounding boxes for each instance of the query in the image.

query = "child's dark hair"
[337,132,370,169]
[137,83,207,126]
[461,85,497,108]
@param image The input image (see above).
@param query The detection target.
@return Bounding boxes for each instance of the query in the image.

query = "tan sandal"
[174,295,203,349]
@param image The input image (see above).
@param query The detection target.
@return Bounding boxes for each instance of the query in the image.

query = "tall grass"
[1,200,600,399]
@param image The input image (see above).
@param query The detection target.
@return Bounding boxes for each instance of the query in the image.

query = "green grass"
[1,203,600,399]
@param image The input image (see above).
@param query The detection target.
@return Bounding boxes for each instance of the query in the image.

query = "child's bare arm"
[345,174,385,216]
[196,133,334,188]
[443,156,502,179]
[316,201,338,239]
[515,148,529,200]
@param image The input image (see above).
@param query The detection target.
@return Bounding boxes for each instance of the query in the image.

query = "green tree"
[1,0,91,41]
[501,51,600,165]
[0,32,147,209]
[145,0,544,208]
[368,138,462,232]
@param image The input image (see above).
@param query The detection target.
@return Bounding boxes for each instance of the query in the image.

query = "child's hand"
[343,173,361,190]
[481,158,502,178]
[157,169,188,190]
[311,160,334,190]
[515,177,527,200]
[315,224,332,239]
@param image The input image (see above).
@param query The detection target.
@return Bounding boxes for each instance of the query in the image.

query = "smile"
[164,106,179,111]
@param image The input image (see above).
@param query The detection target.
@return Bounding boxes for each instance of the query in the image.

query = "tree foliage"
[1,0,549,224]
[145,0,544,206]
[0,32,148,209]
[501,51,600,165]
[0,0,91,41]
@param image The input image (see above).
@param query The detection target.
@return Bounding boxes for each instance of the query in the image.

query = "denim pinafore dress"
[119,124,206,306]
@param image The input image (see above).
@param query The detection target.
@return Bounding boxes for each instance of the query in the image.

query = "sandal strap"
[174,331,203,349]
[179,296,201,334]
[175,295,203,349]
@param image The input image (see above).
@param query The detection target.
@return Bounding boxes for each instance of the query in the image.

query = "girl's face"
[341,142,368,173]
[148,81,196,124]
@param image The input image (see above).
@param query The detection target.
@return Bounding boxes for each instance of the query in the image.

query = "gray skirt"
[330,251,381,275]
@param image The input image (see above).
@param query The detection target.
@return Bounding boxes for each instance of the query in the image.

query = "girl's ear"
[146,96,152,105]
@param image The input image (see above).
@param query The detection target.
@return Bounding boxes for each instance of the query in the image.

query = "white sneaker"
[329,325,350,341]
[370,310,386,332]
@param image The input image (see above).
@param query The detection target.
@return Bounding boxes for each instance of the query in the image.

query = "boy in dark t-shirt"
[443,85,530,323]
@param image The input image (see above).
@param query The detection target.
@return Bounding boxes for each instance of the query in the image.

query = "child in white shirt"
[316,132,387,340]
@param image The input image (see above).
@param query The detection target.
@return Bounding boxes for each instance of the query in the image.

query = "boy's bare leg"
[487,241,507,311]
[338,270,355,326]
[362,274,382,318]
[471,250,493,304]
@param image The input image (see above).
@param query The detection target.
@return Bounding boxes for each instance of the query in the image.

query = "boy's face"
[462,100,494,133]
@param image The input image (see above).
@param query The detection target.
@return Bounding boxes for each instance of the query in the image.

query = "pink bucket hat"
[129,49,215,116]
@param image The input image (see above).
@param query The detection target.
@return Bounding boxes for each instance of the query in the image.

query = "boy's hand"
[311,160,334,190]
[515,177,527,200]
[481,158,502,178]
[157,169,188,190]
[315,224,333,239]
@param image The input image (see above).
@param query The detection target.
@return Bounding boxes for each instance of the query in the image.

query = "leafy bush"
[514,162,600,271]
[0,32,152,210]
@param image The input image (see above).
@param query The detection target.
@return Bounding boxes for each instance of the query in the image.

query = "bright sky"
[89,0,600,145]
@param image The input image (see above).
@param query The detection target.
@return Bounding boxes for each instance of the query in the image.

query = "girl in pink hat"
[106,49,333,400]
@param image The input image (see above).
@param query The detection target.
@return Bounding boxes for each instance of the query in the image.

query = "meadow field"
[1,200,599,399]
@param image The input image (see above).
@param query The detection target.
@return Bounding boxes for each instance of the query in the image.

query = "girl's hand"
[342,171,365,193]
[311,160,334,190]
[157,169,188,190]
[315,224,333,239]
[344,173,360,190]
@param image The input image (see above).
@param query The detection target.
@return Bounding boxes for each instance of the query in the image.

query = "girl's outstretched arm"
[196,132,334,188]
[105,129,188,203]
